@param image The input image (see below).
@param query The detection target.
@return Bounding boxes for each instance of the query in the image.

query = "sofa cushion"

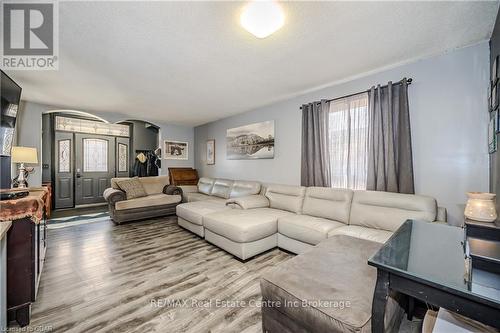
[115,178,147,200]
[350,191,437,232]
[111,177,129,189]
[198,177,215,195]
[137,175,169,195]
[184,192,226,203]
[265,184,306,214]
[230,180,261,198]
[115,193,181,210]
[211,178,234,199]
[176,201,229,226]
[278,214,344,245]
[260,235,384,333]
[303,187,353,223]
[204,208,292,243]
[328,225,393,244]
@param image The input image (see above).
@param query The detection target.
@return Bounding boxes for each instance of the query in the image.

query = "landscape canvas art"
[226,121,275,160]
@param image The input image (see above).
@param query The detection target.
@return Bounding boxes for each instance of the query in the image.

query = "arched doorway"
[115,119,161,177]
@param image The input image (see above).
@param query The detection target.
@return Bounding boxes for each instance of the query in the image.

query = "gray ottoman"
[260,235,404,333]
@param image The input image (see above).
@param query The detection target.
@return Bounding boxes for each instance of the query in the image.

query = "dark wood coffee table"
[368,220,500,333]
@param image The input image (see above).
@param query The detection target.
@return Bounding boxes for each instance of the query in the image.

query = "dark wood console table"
[368,220,500,332]
[0,188,49,327]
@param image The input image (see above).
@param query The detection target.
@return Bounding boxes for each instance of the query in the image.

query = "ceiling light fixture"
[240,1,285,39]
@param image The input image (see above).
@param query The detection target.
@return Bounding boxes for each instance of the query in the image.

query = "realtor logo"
[1,1,59,70]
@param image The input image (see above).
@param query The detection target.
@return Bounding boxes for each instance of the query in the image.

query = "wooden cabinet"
[1,188,48,328]
[168,167,199,185]
[6,216,47,327]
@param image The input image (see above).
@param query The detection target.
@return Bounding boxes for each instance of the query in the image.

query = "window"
[55,116,130,137]
[118,143,128,172]
[83,139,108,172]
[58,139,71,173]
[328,93,369,190]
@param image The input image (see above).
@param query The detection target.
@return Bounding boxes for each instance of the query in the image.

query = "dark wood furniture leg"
[15,306,30,327]
[372,270,389,333]
[407,296,414,320]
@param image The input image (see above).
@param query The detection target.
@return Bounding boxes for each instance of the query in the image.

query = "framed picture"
[493,83,499,111]
[492,55,498,84]
[206,139,215,165]
[226,120,275,160]
[489,111,497,154]
[488,84,492,112]
[497,110,500,134]
[164,140,188,160]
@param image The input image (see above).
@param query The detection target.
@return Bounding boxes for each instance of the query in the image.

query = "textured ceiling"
[6,1,499,126]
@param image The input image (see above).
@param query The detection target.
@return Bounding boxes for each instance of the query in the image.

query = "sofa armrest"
[436,206,447,223]
[178,185,198,193]
[163,185,183,196]
[103,188,126,205]
[226,195,270,210]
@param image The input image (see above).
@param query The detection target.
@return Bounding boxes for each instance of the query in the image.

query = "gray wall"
[128,120,159,151]
[14,102,195,186]
[195,42,490,226]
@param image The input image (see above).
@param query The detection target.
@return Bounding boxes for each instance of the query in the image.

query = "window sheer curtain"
[328,93,369,190]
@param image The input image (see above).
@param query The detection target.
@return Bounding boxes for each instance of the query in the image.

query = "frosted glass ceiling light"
[240,1,285,38]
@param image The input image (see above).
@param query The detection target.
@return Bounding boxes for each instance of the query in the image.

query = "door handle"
[76,173,81,178]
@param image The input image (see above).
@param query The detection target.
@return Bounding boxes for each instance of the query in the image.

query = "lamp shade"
[464,192,497,223]
[11,146,38,164]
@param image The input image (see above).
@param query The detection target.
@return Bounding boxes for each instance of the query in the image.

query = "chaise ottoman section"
[203,208,293,260]
[260,235,403,333]
[328,225,393,244]
[277,214,345,254]
[176,200,230,237]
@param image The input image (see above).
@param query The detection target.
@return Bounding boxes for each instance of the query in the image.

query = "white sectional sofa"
[176,177,446,260]
[176,178,262,237]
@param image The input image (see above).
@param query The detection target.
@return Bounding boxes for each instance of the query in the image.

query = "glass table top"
[368,220,500,305]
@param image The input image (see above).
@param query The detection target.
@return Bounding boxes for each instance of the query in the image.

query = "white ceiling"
[7,1,499,126]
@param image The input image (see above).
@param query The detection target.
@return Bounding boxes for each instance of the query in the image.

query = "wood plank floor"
[28,216,292,333]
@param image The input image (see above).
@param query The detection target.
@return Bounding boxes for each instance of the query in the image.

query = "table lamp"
[11,146,38,188]
[464,192,497,223]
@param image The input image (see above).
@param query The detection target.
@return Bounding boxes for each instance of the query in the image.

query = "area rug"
[47,213,110,229]
[47,212,110,229]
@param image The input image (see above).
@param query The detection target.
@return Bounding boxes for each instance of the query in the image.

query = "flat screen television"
[0,70,22,156]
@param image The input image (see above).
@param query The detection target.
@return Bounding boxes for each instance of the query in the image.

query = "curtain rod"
[299,77,412,109]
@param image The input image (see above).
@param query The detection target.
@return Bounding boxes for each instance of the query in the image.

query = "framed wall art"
[493,82,499,111]
[492,55,498,84]
[206,139,215,165]
[489,111,497,154]
[164,140,188,160]
[226,120,275,160]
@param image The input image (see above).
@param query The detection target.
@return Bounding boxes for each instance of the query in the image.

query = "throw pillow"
[116,177,147,200]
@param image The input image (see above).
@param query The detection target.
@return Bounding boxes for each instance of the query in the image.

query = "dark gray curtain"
[301,99,331,187]
[367,78,414,194]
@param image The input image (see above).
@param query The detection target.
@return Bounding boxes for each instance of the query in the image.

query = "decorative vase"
[464,192,497,223]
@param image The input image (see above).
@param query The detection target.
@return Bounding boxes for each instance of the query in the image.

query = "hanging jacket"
[133,156,148,177]
[146,151,159,176]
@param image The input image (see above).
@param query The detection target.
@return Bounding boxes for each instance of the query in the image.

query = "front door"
[74,133,116,205]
